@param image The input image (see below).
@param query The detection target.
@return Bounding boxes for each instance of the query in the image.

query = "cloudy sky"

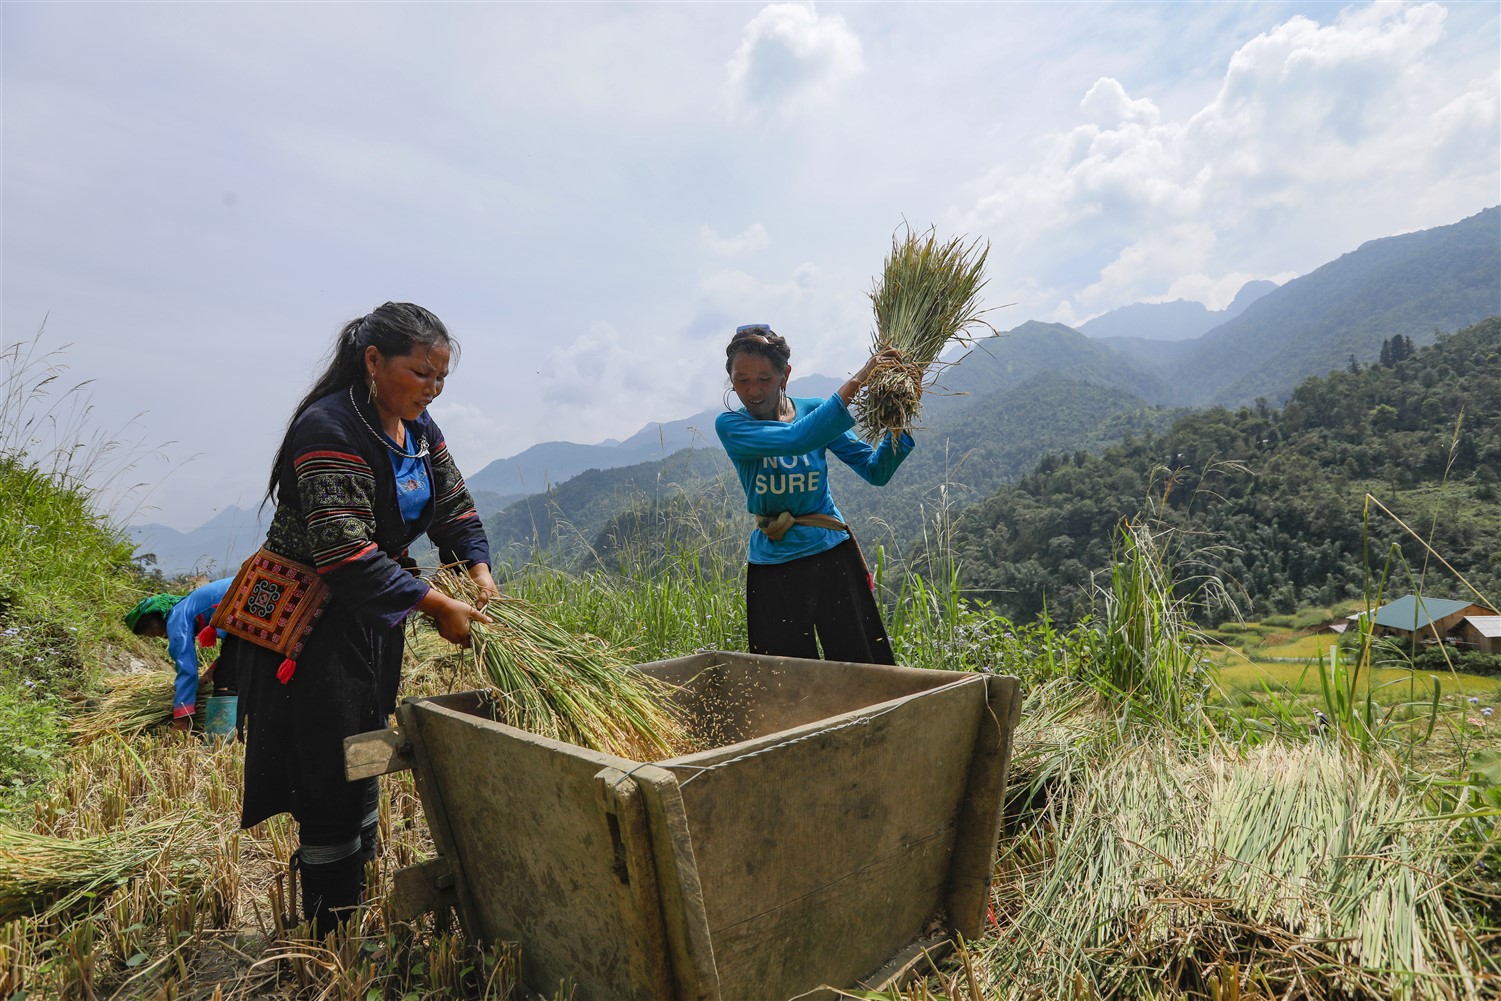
[5,1,1497,530]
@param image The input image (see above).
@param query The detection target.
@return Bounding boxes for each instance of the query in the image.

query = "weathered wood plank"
[394,701,484,945]
[708,838,956,998]
[642,651,975,748]
[384,660,1021,1001]
[633,763,721,1001]
[945,673,1022,938]
[388,858,454,923]
[596,766,676,999]
[669,672,985,1000]
[343,728,412,780]
[402,698,644,1000]
[863,934,953,993]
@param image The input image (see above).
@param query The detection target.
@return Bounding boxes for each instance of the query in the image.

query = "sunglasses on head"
[736,323,774,336]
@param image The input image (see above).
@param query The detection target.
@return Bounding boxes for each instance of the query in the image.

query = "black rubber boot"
[299,851,365,939]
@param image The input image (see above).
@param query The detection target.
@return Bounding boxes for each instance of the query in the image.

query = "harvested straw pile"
[71,670,207,743]
[983,739,1495,1000]
[857,227,992,442]
[429,571,691,760]
[0,818,208,923]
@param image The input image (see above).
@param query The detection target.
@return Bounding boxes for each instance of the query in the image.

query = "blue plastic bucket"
[204,695,238,740]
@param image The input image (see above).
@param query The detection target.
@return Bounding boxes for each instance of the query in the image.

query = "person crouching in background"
[124,575,235,733]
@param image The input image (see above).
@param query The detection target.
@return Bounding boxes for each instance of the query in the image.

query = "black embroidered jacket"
[263,390,490,630]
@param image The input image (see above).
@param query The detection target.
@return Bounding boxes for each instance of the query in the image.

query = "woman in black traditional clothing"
[227,302,496,935]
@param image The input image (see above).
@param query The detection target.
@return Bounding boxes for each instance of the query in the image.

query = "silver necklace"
[349,386,429,459]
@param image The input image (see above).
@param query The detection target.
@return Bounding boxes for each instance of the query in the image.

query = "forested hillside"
[458,446,732,566]
[952,318,1501,623]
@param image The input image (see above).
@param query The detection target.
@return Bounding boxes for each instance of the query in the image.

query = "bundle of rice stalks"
[0,817,209,923]
[857,227,993,442]
[71,670,208,743]
[429,571,691,760]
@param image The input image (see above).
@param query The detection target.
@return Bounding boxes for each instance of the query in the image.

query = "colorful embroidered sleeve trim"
[294,445,382,572]
[316,541,378,572]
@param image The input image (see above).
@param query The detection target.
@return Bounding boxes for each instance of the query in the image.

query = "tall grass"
[1087,518,1215,728]
[1,333,164,813]
[503,557,744,662]
[1077,463,1242,729]
[491,463,750,660]
[0,329,162,522]
[885,482,1094,678]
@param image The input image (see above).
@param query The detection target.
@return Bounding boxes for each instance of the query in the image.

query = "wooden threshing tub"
[346,650,1020,1000]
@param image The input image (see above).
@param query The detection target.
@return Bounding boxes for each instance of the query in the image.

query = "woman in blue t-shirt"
[715,324,914,663]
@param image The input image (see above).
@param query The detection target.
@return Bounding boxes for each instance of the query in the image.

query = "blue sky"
[4,1,1497,530]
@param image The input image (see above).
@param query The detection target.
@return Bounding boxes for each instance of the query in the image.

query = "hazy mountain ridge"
[1168,206,1500,405]
[829,373,1183,551]
[924,322,1178,408]
[485,206,1498,573]
[466,375,841,496]
[455,448,733,566]
[130,488,518,578]
[127,505,271,579]
[467,332,1190,567]
[1077,280,1278,341]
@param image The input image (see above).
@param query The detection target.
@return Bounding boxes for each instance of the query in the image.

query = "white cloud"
[1079,77,1160,128]
[1074,223,1217,311]
[699,261,822,306]
[965,1,1499,320]
[524,257,868,449]
[533,321,707,446]
[696,260,874,381]
[701,223,771,256]
[725,4,864,122]
[540,322,645,409]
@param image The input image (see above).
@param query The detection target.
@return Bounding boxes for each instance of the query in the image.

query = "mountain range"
[1075,280,1277,341]
[465,375,841,497]
[131,207,1500,577]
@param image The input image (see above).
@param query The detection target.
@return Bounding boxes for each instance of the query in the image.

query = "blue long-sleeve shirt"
[167,577,233,716]
[715,393,913,565]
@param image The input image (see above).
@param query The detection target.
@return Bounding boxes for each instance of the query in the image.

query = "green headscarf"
[124,593,186,632]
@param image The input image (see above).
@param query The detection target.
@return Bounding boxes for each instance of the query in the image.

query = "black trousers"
[746,539,896,665]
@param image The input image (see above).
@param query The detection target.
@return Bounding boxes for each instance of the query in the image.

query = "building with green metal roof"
[1364,594,1497,645]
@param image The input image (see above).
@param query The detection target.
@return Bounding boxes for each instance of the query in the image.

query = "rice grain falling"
[858,227,993,443]
[430,570,691,760]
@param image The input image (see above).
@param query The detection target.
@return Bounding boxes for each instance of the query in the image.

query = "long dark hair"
[265,302,456,503]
